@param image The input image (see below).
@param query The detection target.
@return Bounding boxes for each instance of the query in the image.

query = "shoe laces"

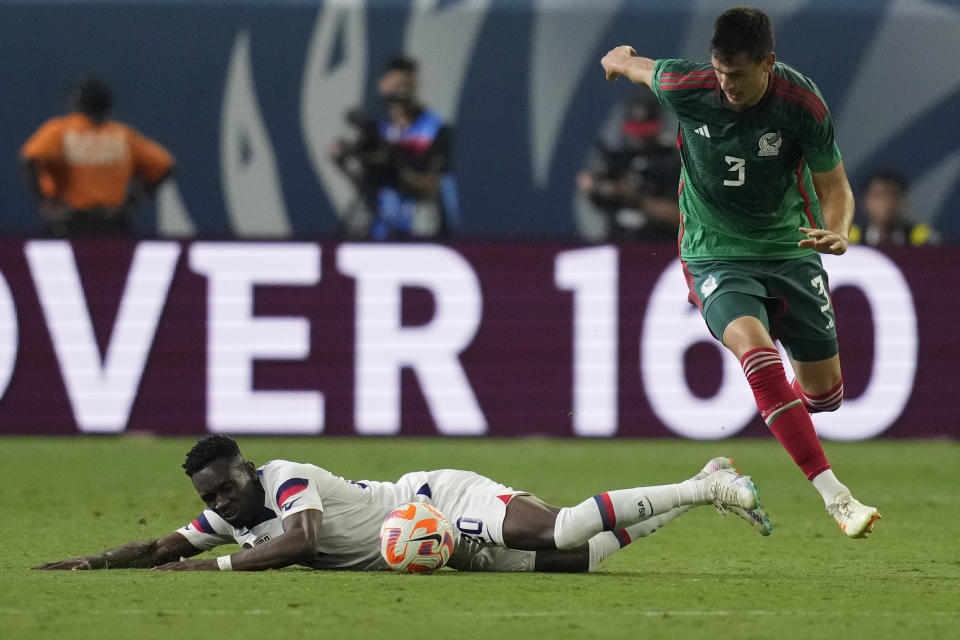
[827,495,856,521]
[707,472,744,514]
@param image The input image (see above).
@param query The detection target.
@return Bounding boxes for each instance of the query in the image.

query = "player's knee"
[799,379,844,413]
[502,496,562,551]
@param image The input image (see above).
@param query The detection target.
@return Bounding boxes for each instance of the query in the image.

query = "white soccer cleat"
[702,469,759,513]
[696,457,772,536]
[827,493,880,538]
[695,456,735,480]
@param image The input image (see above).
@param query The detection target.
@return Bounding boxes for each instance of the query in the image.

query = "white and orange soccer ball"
[379,502,455,573]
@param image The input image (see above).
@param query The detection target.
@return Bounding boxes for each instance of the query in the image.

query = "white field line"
[1,609,958,618]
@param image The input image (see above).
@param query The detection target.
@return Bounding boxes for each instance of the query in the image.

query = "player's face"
[191,457,262,528]
[711,51,775,111]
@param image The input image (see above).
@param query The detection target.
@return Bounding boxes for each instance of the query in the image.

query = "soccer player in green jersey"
[601,6,880,538]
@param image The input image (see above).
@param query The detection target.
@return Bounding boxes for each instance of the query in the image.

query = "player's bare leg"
[723,315,879,537]
[500,470,762,572]
[791,355,844,413]
[497,496,589,572]
[501,495,562,550]
[720,314,777,357]
[790,355,842,395]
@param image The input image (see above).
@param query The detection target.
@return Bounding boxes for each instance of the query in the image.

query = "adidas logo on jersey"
[694,125,711,138]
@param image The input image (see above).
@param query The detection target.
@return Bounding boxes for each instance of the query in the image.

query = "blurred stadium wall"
[0,1,957,439]
[0,0,958,240]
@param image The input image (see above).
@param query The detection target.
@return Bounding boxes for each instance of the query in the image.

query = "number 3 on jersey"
[723,156,745,186]
[810,275,836,329]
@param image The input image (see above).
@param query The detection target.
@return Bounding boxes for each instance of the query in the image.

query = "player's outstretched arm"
[32,532,202,570]
[600,46,655,87]
[153,509,323,572]
[800,161,855,255]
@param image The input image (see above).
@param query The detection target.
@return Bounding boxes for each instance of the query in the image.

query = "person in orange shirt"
[20,78,175,237]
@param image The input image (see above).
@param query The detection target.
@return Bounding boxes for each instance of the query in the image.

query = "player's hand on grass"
[601,45,637,81]
[798,227,848,255]
[152,557,218,571]
[32,558,94,570]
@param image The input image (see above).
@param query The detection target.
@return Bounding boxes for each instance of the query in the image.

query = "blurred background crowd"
[2,0,957,245]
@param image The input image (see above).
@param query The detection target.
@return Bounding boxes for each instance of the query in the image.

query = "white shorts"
[396,469,536,573]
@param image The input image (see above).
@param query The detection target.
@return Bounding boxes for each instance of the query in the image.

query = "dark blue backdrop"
[2,0,958,241]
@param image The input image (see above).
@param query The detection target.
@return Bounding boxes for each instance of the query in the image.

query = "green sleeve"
[649,59,673,105]
[650,58,699,111]
[800,105,842,173]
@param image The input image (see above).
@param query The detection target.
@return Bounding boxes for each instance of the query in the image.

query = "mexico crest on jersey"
[758,130,782,156]
[701,275,718,298]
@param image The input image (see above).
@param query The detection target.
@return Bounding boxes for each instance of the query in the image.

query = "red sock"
[741,348,831,480]
[791,378,844,413]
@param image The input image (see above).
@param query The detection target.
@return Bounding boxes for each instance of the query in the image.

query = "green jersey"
[650,59,842,261]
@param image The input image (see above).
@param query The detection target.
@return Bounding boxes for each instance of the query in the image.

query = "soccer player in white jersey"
[34,436,769,573]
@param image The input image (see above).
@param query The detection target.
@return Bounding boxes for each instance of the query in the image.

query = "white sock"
[584,505,696,571]
[624,505,694,539]
[586,534,622,572]
[554,483,703,550]
[811,469,849,506]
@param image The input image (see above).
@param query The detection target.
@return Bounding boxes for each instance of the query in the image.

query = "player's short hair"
[711,6,775,64]
[73,78,113,119]
[385,55,418,75]
[182,435,242,477]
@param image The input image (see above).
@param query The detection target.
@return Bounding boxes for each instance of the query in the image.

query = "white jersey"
[178,460,411,570]
[177,462,535,572]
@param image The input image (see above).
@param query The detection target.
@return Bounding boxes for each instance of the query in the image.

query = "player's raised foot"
[693,456,736,480]
[701,469,759,514]
[827,493,880,538]
[694,458,772,536]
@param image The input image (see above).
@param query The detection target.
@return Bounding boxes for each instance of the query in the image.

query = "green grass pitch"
[2,436,958,639]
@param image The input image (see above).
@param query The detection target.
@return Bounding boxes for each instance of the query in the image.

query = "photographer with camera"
[576,92,680,242]
[330,56,460,241]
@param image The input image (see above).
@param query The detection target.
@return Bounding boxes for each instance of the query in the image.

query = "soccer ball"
[379,502,455,573]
